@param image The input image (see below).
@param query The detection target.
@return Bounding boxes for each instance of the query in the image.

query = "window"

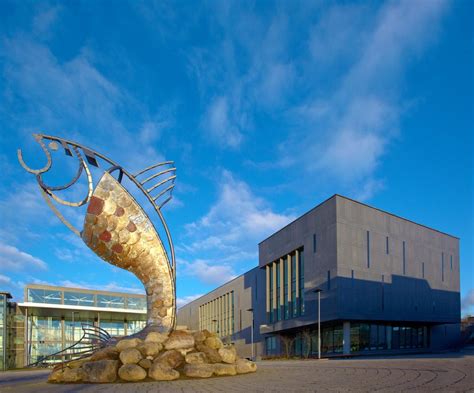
[284,258,289,319]
[402,241,406,275]
[366,231,370,268]
[276,261,281,321]
[422,262,425,279]
[450,255,453,271]
[298,249,305,315]
[386,236,389,255]
[441,253,444,282]
[269,264,273,323]
[327,270,331,290]
[291,254,297,317]
[313,234,317,253]
[63,291,95,307]
[265,336,277,356]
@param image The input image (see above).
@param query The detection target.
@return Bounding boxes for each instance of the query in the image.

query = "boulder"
[185,352,207,364]
[218,347,236,364]
[213,363,237,376]
[66,357,91,369]
[83,359,119,383]
[154,349,184,368]
[149,363,180,381]
[196,344,222,363]
[116,338,142,351]
[235,359,257,374]
[192,331,207,343]
[164,330,195,350]
[118,364,147,382]
[145,331,168,344]
[184,363,214,378]
[48,369,64,383]
[119,348,143,364]
[137,342,162,357]
[90,347,119,361]
[204,336,223,350]
[62,367,85,382]
[138,358,152,369]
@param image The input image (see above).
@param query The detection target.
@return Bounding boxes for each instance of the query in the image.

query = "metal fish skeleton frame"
[18,134,176,334]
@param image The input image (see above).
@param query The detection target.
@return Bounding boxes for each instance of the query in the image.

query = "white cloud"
[203,96,243,149]
[185,170,295,252]
[0,274,12,286]
[0,243,47,271]
[177,293,203,309]
[180,259,236,286]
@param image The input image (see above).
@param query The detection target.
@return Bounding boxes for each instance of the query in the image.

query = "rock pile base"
[48,329,257,383]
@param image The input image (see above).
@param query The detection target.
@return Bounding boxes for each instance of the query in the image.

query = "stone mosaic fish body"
[82,172,174,331]
[17,134,177,335]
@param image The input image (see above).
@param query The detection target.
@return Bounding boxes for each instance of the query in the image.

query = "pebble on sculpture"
[18,134,257,383]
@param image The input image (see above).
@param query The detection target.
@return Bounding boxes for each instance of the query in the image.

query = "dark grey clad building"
[177,195,461,358]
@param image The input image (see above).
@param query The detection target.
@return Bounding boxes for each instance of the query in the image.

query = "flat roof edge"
[259,194,459,245]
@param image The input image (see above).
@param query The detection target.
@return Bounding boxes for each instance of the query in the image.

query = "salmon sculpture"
[18,134,176,335]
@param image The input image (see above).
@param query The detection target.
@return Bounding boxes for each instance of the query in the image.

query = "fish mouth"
[82,172,175,332]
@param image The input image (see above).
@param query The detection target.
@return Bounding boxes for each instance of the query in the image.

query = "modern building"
[1,284,147,369]
[177,194,461,358]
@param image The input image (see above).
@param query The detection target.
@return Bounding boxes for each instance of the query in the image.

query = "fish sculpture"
[18,134,176,334]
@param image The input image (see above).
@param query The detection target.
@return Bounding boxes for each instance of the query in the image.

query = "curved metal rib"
[146,175,176,193]
[134,161,174,177]
[141,168,176,186]
[17,134,52,175]
[28,323,111,367]
[44,147,94,207]
[36,146,84,191]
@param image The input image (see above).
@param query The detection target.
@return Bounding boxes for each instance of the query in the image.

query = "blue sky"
[0,1,473,315]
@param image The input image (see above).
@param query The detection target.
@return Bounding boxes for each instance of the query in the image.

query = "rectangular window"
[441,253,444,282]
[291,254,297,317]
[298,249,305,315]
[276,261,281,321]
[284,258,289,319]
[366,231,370,268]
[422,262,425,279]
[313,234,317,253]
[327,270,331,290]
[269,264,273,323]
[450,255,453,271]
[386,236,389,254]
[402,241,406,275]
[381,275,385,311]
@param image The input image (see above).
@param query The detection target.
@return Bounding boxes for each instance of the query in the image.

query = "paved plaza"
[1,349,473,392]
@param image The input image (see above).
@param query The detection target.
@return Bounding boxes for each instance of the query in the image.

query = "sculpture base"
[48,329,257,383]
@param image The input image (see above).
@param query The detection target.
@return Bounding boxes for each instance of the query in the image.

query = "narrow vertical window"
[422,262,425,279]
[386,236,389,255]
[441,253,444,282]
[276,261,281,321]
[298,249,305,315]
[327,270,331,290]
[402,241,406,275]
[269,264,273,323]
[381,275,385,311]
[450,255,453,271]
[313,234,317,253]
[283,258,289,319]
[367,231,370,268]
[291,254,297,317]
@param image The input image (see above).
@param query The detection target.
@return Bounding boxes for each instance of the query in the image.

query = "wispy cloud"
[177,293,203,309]
[178,170,294,287]
[0,243,47,271]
